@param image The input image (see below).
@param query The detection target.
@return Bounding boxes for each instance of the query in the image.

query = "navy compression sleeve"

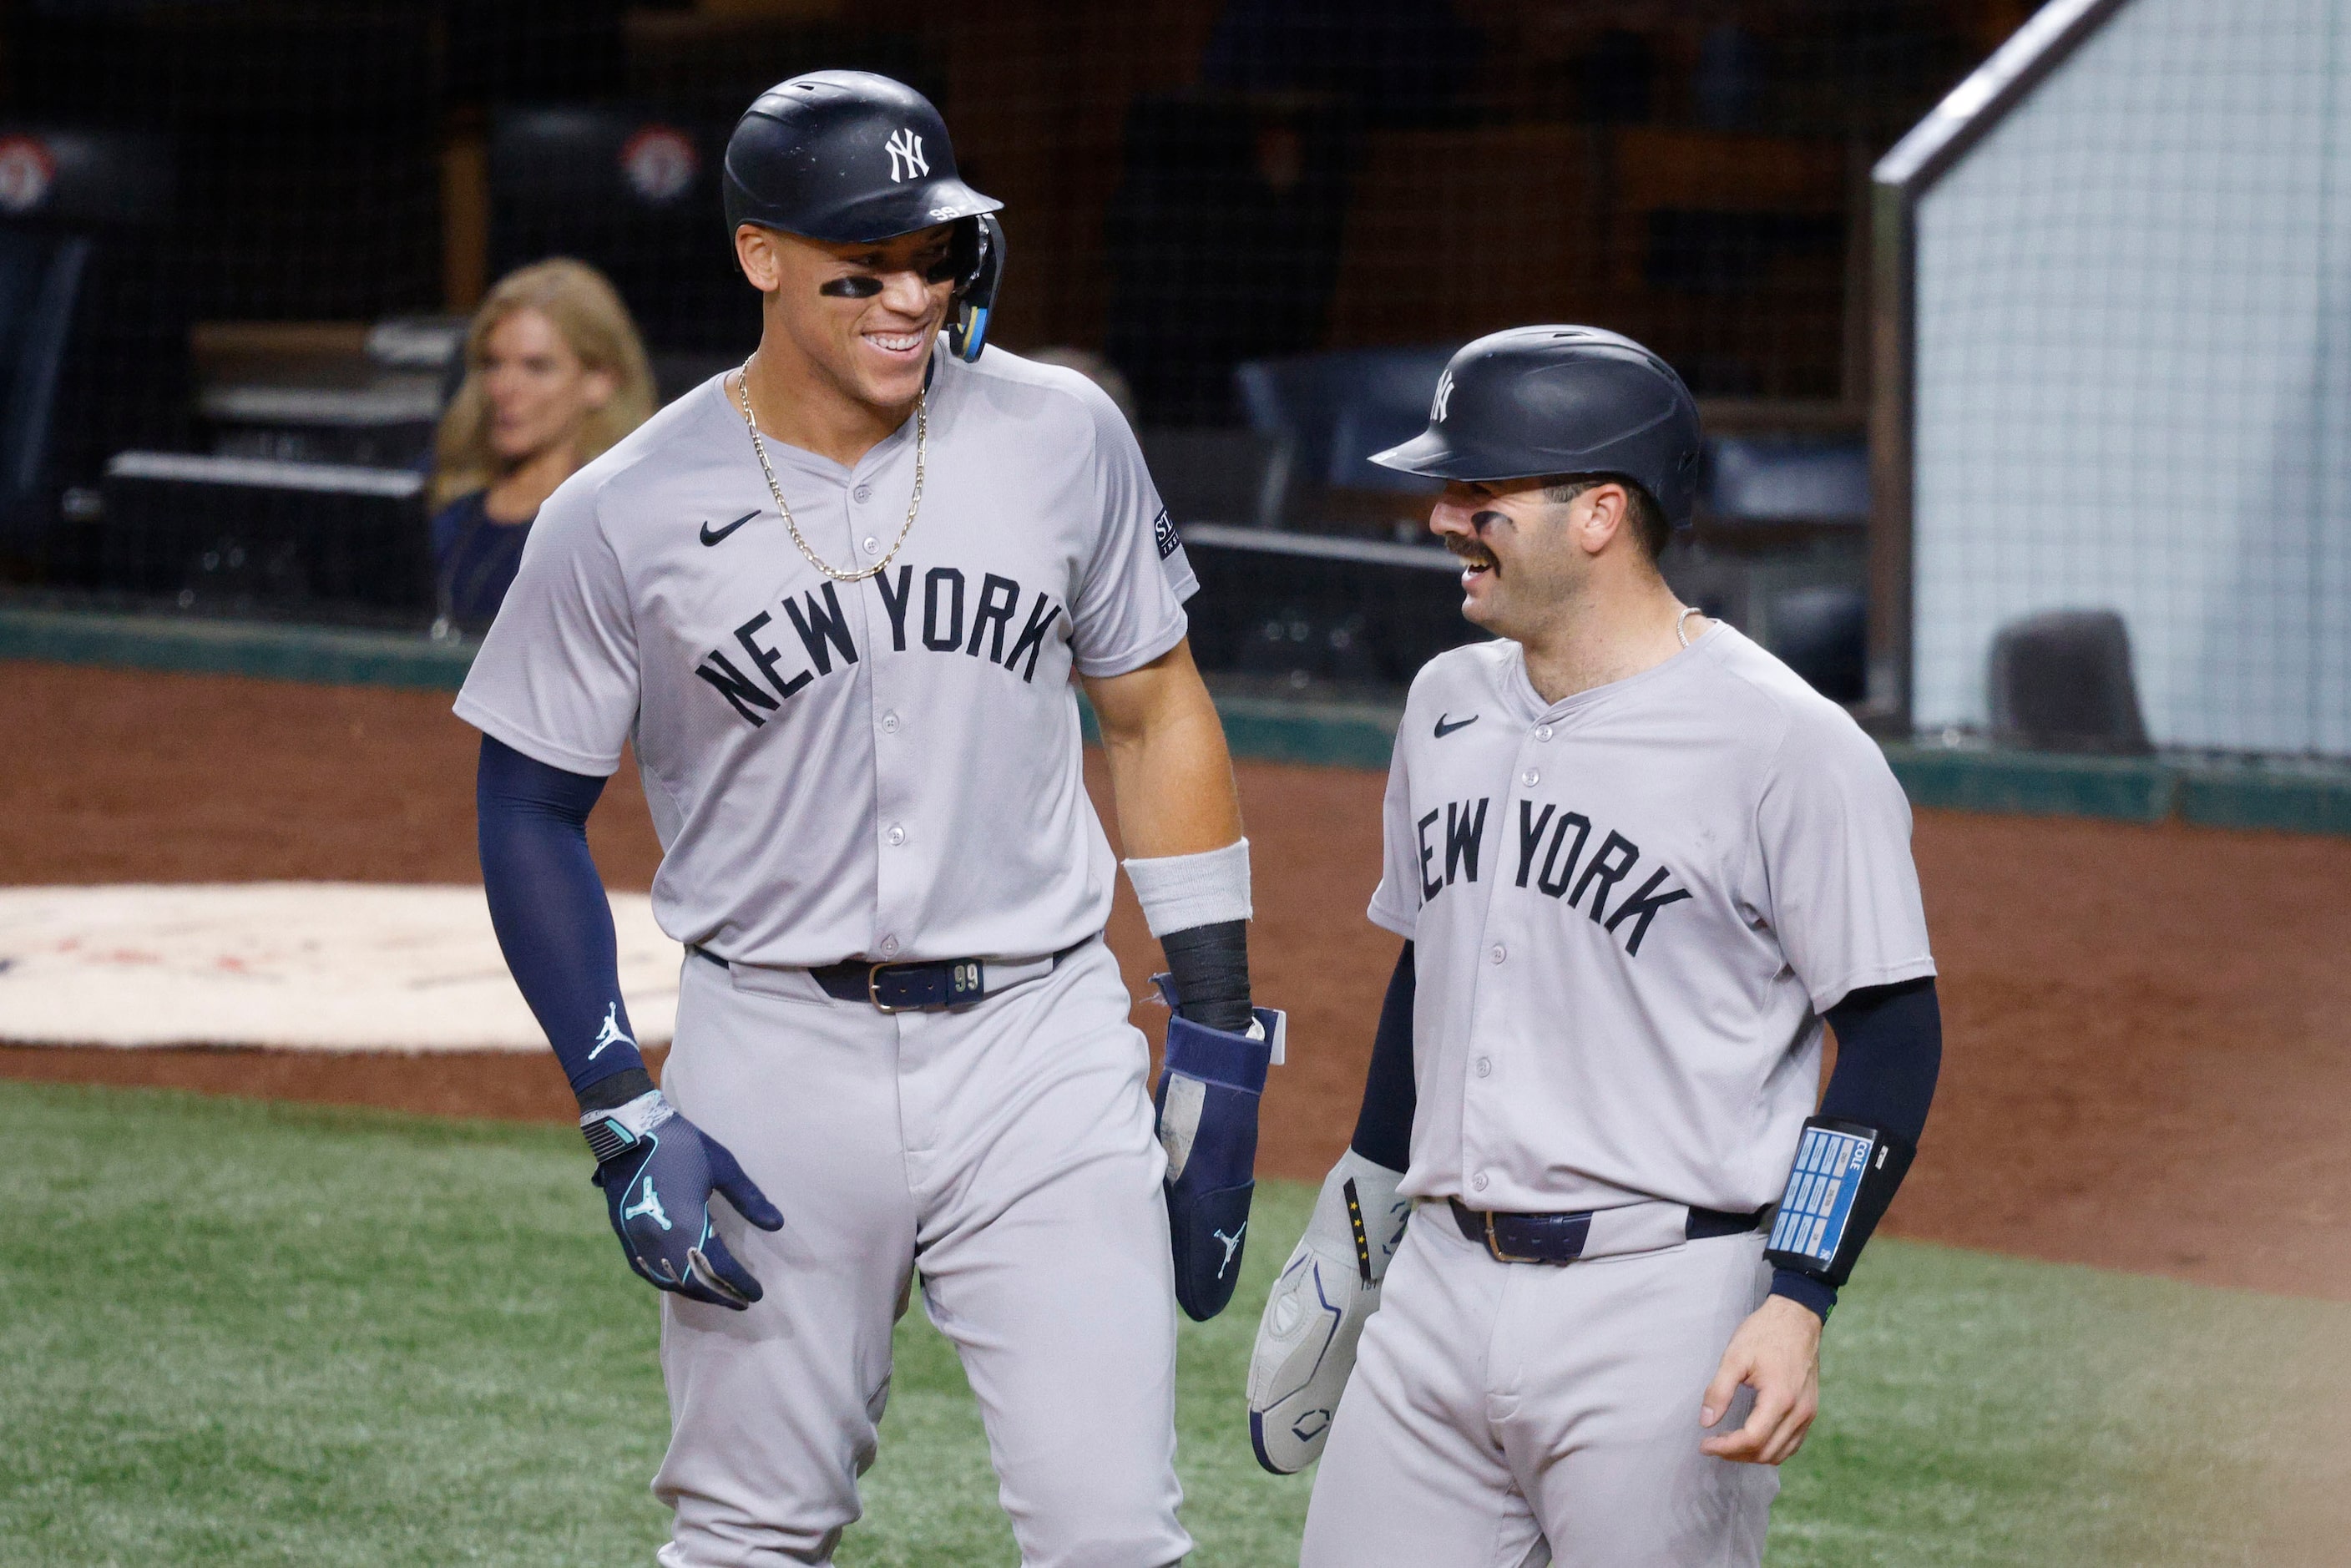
[1347,942,1417,1173]
[1769,976,1942,1319]
[476,735,650,1109]
[1817,977,1941,1141]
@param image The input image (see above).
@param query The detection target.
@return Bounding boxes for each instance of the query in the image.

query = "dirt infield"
[8,660,2351,1301]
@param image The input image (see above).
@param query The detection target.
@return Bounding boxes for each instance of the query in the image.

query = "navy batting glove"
[582,1090,784,1310]
[1154,977,1283,1322]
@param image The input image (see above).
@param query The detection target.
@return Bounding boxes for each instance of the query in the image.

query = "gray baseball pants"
[1300,1205,1778,1568]
[650,938,1190,1567]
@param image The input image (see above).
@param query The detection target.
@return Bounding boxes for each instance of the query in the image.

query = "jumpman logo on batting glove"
[623,1178,672,1232]
[1155,996,1280,1321]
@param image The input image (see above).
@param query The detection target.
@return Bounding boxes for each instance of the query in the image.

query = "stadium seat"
[1179,524,1484,687]
[1989,609,2153,756]
[98,452,432,620]
[1763,583,1868,703]
[1231,344,1453,524]
[489,105,753,358]
[0,125,187,569]
[1660,538,1873,706]
[1706,435,1868,524]
[195,317,459,473]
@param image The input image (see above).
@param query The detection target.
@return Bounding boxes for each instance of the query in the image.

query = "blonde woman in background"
[431,258,655,633]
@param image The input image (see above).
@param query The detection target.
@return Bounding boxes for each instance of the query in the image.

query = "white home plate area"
[0,883,680,1050]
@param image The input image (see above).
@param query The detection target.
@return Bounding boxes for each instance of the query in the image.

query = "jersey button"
[1474,1056,1493,1077]
[1471,1172,1490,1193]
[1519,767,1540,787]
[886,823,907,847]
[852,483,873,503]
[862,534,881,554]
[1534,725,1554,742]
[879,936,900,958]
[1489,943,1506,964]
[881,711,900,734]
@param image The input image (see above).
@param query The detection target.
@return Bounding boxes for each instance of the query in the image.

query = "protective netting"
[1904,0,2351,757]
[0,1,2010,678]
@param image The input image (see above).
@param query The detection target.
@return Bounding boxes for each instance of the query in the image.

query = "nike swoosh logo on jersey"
[698,510,758,547]
[1433,712,1479,738]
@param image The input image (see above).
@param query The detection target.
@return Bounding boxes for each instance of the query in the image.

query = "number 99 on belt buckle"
[867,959,985,1013]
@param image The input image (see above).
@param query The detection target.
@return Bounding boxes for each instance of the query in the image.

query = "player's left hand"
[1698,1293,1823,1464]
[1155,1002,1282,1322]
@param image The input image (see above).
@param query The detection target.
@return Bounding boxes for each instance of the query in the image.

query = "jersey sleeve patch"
[1153,507,1181,561]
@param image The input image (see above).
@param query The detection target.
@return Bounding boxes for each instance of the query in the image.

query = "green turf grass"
[4,1080,2347,1565]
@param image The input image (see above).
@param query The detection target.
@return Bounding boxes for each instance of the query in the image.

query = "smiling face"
[478,306,618,467]
[1428,475,1635,640]
[737,221,958,416]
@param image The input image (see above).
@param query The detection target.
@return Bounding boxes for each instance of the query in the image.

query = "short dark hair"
[1542,474,1670,562]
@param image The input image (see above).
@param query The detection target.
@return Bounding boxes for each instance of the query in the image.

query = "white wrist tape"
[1123,837,1251,938]
[579,1089,674,1164]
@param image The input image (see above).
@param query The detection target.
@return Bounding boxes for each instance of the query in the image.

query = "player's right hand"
[581,1090,785,1310]
[1246,1150,1409,1474]
[1699,1293,1823,1464]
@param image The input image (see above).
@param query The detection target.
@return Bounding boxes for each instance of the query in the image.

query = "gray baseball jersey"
[458,344,1204,1564]
[455,347,1196,965]
[1368,625,1936,1216]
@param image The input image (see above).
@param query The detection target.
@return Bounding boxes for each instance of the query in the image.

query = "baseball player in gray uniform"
[460,72,1281,1566]
[1245,327,1943,1566]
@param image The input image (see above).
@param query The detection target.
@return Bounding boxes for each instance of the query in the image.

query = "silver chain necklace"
[732,354,926,584]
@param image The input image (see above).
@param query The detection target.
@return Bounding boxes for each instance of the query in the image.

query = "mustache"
[1445,512,1507,569]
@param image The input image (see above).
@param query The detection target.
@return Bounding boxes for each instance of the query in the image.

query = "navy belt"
[692,939,1086,1013]
[1448,1196,1768,1266]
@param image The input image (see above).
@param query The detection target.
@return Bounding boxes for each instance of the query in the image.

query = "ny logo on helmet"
[887,129,928,183]
[1430,370,1454,423]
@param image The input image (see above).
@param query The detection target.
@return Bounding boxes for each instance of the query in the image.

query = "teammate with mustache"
[1246,327,1941,1566]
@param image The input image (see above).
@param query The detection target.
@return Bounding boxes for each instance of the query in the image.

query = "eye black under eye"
[820,276,884,298]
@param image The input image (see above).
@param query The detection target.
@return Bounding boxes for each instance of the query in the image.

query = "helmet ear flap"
[948,213,1007,363]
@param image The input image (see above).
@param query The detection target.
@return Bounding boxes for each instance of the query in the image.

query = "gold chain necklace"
[731,354,926,584]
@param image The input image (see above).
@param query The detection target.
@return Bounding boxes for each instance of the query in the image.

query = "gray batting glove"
[1246,1149,1409,1474]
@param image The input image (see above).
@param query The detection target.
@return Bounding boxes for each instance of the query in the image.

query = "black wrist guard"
[1158,919,1252,1033]
[577,1065,655,1115]
[1764,1117,1915,1288]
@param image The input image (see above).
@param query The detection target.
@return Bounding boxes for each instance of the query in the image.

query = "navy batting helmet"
[723,70,1006,361]
[1370,326,1704,528]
